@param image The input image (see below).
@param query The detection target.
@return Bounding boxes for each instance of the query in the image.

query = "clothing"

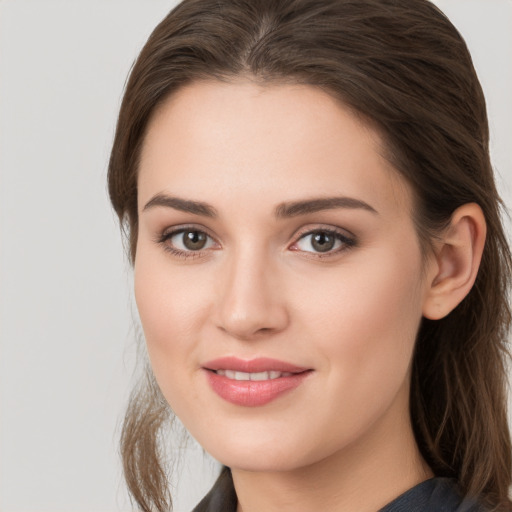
[192,467,487,512]
[378,477,486,512]
[193,467,237,512]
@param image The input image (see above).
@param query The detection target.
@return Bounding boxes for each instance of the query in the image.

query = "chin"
[195,430,321,474]
[218,451,304,473]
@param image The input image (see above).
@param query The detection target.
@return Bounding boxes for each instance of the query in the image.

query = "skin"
[134,80,485,512]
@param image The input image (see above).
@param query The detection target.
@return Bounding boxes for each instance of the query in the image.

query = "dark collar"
[192,470,486,512]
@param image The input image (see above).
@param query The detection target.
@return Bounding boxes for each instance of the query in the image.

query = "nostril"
[214,268,290,338]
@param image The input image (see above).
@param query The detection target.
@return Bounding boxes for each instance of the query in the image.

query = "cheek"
[133,246,212,379]
[297,244,425,413]
[134,264,210,417]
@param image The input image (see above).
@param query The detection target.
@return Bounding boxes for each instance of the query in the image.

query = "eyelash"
[156,226,357,260]
[290,227,357,258]
[155,225,218,259]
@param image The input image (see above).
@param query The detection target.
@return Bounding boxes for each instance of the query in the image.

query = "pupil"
[183,231,207,250]
[312,232,335,252]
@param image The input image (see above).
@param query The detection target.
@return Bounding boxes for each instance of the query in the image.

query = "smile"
[214,370,294,380]
[203,357,312,407]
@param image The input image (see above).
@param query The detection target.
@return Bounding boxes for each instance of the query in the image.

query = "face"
[135,80,433,472]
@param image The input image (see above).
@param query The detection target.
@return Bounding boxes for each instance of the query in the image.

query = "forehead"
[138,80,412,218]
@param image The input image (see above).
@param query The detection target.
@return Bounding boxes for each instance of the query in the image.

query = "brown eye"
[311,232,335,252]
[293,229,355,255]
[182,230,208,250]
[162,228,216,254]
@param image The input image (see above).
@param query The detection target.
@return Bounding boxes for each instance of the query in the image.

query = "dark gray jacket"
[193,468,487,512]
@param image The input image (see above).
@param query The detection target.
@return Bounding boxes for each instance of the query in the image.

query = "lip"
[202,357,313,407]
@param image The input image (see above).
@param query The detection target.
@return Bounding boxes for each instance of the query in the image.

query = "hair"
[108,0,512,510]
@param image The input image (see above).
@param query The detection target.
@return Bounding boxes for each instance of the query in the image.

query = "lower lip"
[204,370,312,407]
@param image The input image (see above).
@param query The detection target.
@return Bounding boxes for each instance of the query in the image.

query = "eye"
[172,230,212,251]
[158,227,217,257]
[292,229,355,255]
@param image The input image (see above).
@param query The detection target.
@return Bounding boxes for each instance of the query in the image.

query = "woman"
[108,0,512,510]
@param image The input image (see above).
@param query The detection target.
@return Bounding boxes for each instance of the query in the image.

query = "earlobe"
[422,203,486,320]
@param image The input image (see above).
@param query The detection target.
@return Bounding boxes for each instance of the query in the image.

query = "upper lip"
[203,357,310,373]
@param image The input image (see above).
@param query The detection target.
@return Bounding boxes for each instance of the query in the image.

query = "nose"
[214,247,289,340]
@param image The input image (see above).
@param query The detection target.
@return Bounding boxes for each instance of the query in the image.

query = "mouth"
[212,369,295,380]
[202,357,313,407]
[203,356,309,374]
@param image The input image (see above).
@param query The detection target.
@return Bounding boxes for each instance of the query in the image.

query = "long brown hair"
[108,0,512,510]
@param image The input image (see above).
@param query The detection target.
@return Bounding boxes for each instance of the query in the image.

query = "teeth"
[216,370,293,380]
[251,371,271,381]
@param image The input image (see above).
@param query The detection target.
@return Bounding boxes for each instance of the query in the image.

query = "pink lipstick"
[203,357,312,407]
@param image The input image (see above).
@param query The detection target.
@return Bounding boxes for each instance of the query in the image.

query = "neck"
[232,385,433,512]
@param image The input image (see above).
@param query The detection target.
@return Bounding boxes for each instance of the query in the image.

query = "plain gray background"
[0,1,511,511]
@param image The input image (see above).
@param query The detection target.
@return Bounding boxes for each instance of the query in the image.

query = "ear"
[422,203,486,320]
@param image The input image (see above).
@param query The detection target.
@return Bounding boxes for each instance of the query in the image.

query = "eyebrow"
[142,193,377,218]
[143,194,218,217]
[274,196,378,217]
